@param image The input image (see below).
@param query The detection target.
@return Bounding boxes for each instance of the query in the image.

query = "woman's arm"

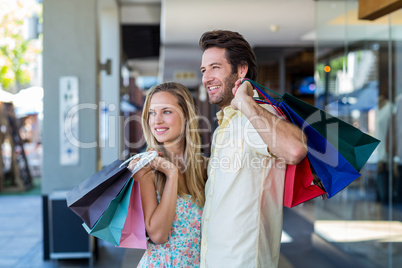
[131,156,179,244]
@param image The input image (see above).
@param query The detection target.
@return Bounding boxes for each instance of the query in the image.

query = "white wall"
[98,0,121,166]
[42,0,98,194]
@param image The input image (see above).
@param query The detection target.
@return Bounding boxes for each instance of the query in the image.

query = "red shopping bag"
[118,180,147,249]
[283,157,326,207]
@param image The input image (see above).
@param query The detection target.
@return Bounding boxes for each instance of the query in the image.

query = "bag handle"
[120,151,158,176]
[242,78,288,120]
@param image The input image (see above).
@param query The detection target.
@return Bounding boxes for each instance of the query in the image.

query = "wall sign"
[59,76,79,166]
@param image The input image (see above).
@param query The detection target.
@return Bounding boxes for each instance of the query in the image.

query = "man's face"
[200,47,238,108]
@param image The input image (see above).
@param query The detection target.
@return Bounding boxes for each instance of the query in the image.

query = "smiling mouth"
[155,128,168,134]
[208,86,220,92]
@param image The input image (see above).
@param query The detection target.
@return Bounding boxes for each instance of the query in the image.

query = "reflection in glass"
[313,1,402,267]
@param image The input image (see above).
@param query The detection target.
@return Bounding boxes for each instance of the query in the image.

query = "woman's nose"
[154,113,163,124]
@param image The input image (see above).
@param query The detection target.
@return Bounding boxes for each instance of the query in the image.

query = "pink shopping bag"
[118,180,147,249]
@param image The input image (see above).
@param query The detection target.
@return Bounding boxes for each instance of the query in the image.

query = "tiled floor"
[0,193,367,268]
[3,173,402,268]
[0,195,46,268]
[2,161,401,268]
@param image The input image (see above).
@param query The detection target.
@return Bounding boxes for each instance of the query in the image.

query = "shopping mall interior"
[1,0,402,267]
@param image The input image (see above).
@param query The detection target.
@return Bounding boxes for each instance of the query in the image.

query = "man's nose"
[202,70,212,86]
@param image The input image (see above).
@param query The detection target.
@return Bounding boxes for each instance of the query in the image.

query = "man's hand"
[231,79,254,111]
[230,79,307,165]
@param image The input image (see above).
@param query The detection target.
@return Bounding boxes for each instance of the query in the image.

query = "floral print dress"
[137,192,203,268]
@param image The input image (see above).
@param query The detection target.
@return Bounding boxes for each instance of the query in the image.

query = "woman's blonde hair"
[142,82,205,206]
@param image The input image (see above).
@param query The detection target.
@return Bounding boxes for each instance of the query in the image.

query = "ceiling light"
[270,24,279,33]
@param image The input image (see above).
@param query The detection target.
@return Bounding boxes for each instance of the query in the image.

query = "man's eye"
[164,110,171,114]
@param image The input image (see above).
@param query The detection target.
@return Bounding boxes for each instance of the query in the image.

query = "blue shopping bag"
[245,79,379,198]
[279,101,361,197]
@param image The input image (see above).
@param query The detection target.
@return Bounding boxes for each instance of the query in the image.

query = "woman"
[129,82,207,267]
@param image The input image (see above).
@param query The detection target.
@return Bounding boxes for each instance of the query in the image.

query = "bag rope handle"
[241,78,288,120]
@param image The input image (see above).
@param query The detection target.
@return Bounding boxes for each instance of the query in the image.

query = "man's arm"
[231,79,307,165]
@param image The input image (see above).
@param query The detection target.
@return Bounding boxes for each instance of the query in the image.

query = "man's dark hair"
[199,30,257,81]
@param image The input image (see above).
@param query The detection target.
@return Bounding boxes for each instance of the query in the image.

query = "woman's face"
[148,91,185,146]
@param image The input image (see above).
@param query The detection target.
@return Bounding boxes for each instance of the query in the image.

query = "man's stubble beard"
[208,72,238,108]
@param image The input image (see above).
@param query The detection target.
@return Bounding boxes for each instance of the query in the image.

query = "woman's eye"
[164,110,171,114]
[149,111,155,115]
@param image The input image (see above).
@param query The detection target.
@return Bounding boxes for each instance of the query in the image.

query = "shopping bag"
[118,180,147,249]
[284,157,326,207]
[66,151,158,229]
[247,81,328,205]
[83,177,147,249]
[79,151,157,247]
[281,93,380,172]
[279,101,363,197]
[245,79,379,198]
[83,177,134,245]
[66,159,133,229]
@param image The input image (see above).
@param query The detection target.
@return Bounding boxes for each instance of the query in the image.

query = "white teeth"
[209,86,219,91]
[156,128,167,131]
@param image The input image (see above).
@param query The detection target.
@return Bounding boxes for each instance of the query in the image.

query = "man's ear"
[237,64,248,78]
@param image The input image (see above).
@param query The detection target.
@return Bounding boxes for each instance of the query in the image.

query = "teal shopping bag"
[83,177,134,245]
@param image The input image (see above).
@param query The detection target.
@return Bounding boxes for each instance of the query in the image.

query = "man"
[199,30,307,267]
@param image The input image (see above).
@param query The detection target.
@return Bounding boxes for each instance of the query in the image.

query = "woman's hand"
[127,158,140,172]
[129,154,179,182]
[149,156,179,179]
[137,155,179,244]
[128,158,153,183]
[127,150,163,180]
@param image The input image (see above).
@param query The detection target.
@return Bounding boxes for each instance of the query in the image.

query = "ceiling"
[120,0,315,46]
[117,0,402,85]
[162,0,315,47]
[119,0,316,80]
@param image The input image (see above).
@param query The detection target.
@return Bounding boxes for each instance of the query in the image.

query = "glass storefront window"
[314,1,402,267]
